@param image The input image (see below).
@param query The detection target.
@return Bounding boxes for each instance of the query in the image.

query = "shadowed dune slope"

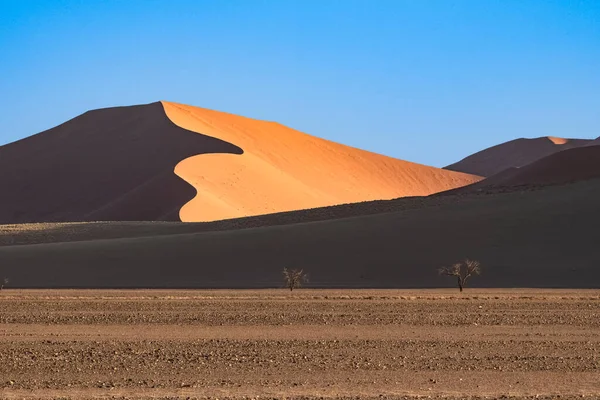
[444,144,600,194]
[162,101,481,221]
[0,102,242,224]
[445,136,592,177]
[1,178,599,288]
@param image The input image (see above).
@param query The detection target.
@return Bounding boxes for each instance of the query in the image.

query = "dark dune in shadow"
[587,136,600,146]
[1,178,599,288]
[483,145,600,187]
[445,137,591,177]
[443,144,600,195]
[0,102,242,223]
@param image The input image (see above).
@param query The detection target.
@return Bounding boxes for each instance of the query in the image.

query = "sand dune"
[0,101,479,224]
[161,101,480,221]
[461,144,600,190]
[0,102,241,224]
[1,178,599,288]
[445,136,592,177]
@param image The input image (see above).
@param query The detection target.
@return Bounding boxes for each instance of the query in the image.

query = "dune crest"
[0,102,244,224]
[161,101,481,222]
[547,136,568,145]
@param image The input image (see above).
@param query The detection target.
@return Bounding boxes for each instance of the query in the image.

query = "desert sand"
[1,177,599,288]
[0,289,598,399]
[162,101,479,221]
[0,102,479,224]
[445,136,592,177]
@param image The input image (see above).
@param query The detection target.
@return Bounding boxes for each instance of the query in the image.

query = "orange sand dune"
[0,101,479,224]
[445,136,592,177]
[162,101,480,221]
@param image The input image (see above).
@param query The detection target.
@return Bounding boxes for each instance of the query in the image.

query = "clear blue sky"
[1,0,598,167]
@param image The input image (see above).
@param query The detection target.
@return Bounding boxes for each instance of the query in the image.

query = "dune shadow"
[0,102,243,223]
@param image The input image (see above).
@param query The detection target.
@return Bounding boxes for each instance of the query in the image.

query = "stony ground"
[0,289,599,399]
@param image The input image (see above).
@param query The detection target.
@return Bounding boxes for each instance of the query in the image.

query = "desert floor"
[0,289,599,399]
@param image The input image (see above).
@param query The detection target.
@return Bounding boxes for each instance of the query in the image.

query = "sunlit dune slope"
[162,101,481,221]
[445,136,591,177]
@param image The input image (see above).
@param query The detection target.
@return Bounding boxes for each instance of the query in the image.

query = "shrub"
[438,259,481,292]
[282,268,308,291]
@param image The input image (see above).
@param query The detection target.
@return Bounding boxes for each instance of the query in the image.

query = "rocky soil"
[0,289,599,399]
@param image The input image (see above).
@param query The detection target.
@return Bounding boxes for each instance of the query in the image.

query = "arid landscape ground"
[1,102,599,399]
[0,289,598,399]
[2,1,599,398]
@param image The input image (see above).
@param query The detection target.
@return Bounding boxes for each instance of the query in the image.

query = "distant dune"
[445,136,592,177]
[588,136,600,146]
[456,144,600,191]
[0,101,479,224]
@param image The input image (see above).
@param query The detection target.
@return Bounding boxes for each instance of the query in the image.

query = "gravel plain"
[0,289,599,399]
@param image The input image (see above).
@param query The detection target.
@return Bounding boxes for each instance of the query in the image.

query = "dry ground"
[0,289,599,399]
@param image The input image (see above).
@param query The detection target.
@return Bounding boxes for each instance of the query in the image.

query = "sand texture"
[0,289,599,399]
[162,101,480,221]
[0,102,479,224]
[1,178,599,288]
[445,136,592,177]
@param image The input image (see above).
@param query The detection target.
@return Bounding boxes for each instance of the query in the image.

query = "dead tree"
[282,268,308,291]
[438,259,481,292]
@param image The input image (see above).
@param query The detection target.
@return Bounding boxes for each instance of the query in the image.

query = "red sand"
[162,101,480,221]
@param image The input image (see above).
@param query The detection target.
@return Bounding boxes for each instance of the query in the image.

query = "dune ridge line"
[161,101,481,222]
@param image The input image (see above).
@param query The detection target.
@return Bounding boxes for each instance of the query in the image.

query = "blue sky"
[0,0,598,167]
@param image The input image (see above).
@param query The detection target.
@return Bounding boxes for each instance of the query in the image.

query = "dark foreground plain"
[0,289,599,399]
[2,178,600,288]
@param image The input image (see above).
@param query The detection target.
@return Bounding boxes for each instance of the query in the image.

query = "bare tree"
[438,259,481,292]
[282,268,308,291]
[0,278,8,291]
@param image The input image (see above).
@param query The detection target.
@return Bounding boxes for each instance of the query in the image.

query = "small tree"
[0,278,8,291]
[282,268,308,291]
[438,259,481,292]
